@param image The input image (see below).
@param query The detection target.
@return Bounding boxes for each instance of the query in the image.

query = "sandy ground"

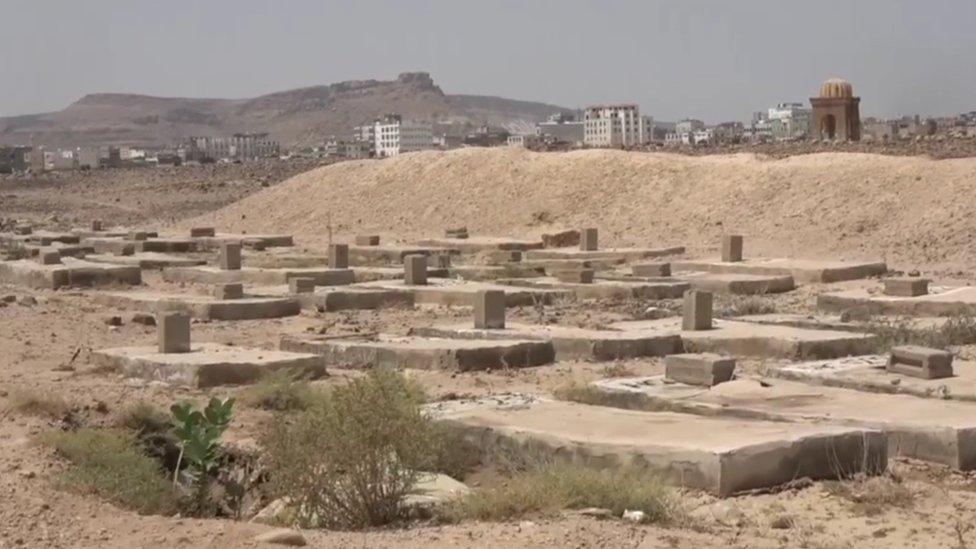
[4,153,976,547]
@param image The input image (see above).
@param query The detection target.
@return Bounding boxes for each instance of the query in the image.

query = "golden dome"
[819,78,854,98]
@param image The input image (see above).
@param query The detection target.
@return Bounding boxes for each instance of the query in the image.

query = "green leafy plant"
[170,397,234,514]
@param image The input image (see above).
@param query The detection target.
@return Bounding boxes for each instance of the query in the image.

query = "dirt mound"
[191,147,976,271]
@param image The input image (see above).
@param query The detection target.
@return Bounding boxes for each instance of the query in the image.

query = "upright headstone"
[883,278,929,297]
[157,312,191,354]
[90,220,103,232]
[404,254,428,286]
[580,228,599,251]
[682,290,713,331]
[329,244,349,269]
[289,277,316,294]
[354,235,380,246]
[37,249,62,265]
[220,242,242,270]
[128,231,148,241]
[214,283,244,300]
[665,353,735,387]
[721,235,743,263]
[474,290,506,329]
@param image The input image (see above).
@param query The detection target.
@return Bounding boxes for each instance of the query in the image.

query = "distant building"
[712,122,745,144]
[185,133,280,161]
[583,104,648,148]
[0,146,32,174]
[536,112,584,146]
[675,119,705,135]
[373,114,434,157]
[810,78,861,141]
[463,124,510,147]
[766,102,811,141]
[507,134,541,148]
[325,137,371,159]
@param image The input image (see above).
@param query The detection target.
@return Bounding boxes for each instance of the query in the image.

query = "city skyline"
[2,0,974,122]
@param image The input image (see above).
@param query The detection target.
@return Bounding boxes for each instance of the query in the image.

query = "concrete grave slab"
[93,290,300,320]
[84,252,207,269]
[93,342,325,388]
[672,257,887,284]
[611,318,878,360]
[603,271,795,295]
[162,265,356,286]
[357,278,570,307]
[280,334,554,371]
[524,246,685,263]
[348,244,459,266]
[594,376,976,470]
[416,236,544,253]
[430,396,886,496]
[818,285,976,316]
[500,277,690,300]
[449,264,546,281]
[190,233,294,250]
[23,243,94,259]
[251,284,414,311]
[0,258,141,289]
[765,355,976,401]
[416,322,682,361]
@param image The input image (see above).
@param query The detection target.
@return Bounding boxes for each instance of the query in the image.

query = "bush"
[866,313,976,352]
[42,428,178,515]
[239,369,320,412]
[117,400,169,434]
[8,390,71,419]
[442,462,679,523]
[262,368,435,529]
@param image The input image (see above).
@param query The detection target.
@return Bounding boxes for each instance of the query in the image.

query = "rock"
[908,270,921,277]
[104,316,123,327]
[18,296,37,306]
[576,507,614,519]
[254,529,306,546]
[641,306,672,320]
[622,509,646,523]
[252,497,292,526]
[131,313,156,326]
[403,473,471,517]
[770,515,794,529]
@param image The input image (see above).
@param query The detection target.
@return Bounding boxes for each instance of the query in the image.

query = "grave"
[633,262,671,277]
[162,265,356,286]
[449,263,545,281]
[682,290,713,330]
[348,244,459,267]
[93,289,301,321]
[610,318,878,360]
[888,345,953,379]
[818,284,976,316]
[329,244,349,269]
[190,233,294,250]
[473,290,506,329]
[416,322,682,361]
[498,276,690,300]
[430,396,886,496]
[592,376,976,470]
[766,355,976,401]
[416,235,544,253]
[672,257,887,284]
[94,313,324,387]
[83,252,206,269]
[279,334,555,371]
[0,257,142,289]
[884,277,929,297]
[721,235,743,263]
[404,254,428,286]
[524,245,686,263]
[355,278,570,307]
[580,228,598,251]
[665,353,735,386]
[252,283,414,311]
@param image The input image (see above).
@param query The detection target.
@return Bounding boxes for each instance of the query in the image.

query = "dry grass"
[41,428,178,515]
[239,369,322,412]
[116,400,169,434]
[552,381,614,406]
[8,389,72,419]
[440,462,681,523]
[865,312,976,352]
[823,474,914,516]
[716,294,777,317]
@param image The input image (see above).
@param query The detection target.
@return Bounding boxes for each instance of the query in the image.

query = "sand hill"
[192,147,976,272]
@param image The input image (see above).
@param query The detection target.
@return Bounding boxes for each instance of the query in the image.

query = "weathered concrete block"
[128,231,148,241]
[541,229,580,248]
[13,225,32,236]
[665,353,735,387]
[37,249,62,265]
[190,227,216,237]
[158,312,190,354]
[220,242,242,271]
[90,220,103,232]
[682,290,713,331]
[633,262,671,277]
[329,244,349,269]
[580,228,598,251]
[888,345,953,379]
[116,244,136,257]
[289,277,316,294]
[214,283,244,300]
[474,290,506,329]
[721,235,743,263]
[883,277,929,297]
[428,254,452,269]
[355,235,380,246]
[552,268,595,284]
[445,227,469,239]
[404,254,428,286]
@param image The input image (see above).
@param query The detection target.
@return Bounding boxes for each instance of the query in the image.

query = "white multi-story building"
[762,102,811,141]
[373,114,434,157]
[582,104,648,148]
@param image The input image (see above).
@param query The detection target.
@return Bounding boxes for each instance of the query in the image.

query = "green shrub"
[442,462,679,523]
[170,397,234,515]
[262,368,435,529]
[42,428,177,515]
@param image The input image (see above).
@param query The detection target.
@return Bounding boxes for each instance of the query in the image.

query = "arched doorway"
[821,114,836,139]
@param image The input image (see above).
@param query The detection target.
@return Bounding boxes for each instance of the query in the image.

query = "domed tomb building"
[809,78,861,141]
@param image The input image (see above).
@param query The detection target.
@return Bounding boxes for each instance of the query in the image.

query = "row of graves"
[6,220,976,495]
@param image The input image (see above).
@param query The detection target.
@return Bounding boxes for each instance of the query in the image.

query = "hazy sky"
[2,0,974,121]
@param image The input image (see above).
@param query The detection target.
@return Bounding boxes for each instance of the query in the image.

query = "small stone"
[18,296,37,306]
[908,270,921,277]
[622,509,646,523]
[131,313,156,326]
[253,529,306,546]
[770,515,794,529]
[104,316,123,327]
[577,507,613,519]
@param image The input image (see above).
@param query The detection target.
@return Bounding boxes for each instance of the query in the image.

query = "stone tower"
[810,78,861,141]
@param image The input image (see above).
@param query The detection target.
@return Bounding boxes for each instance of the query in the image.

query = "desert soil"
[3,150,976,548]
